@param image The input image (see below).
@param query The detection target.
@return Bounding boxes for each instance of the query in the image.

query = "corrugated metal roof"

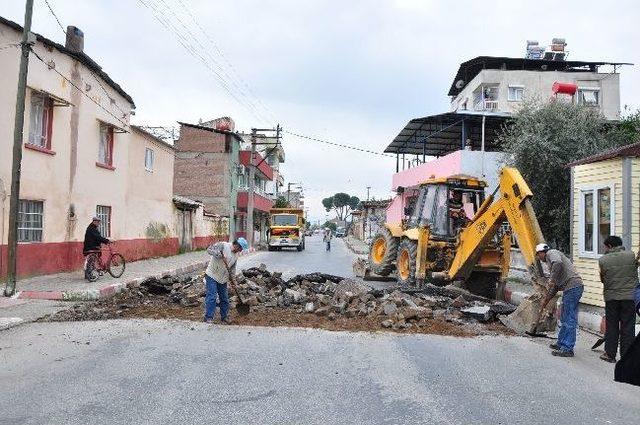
[385,111,509,157]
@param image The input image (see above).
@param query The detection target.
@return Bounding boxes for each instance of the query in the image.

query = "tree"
[499,100,636,251]
[322,221,337,231]
[322,193,361,221]
[274,196,289,208]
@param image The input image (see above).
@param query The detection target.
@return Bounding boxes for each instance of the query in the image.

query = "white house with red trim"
[0,16,190,279]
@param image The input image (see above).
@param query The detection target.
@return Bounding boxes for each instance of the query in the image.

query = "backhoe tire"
[368,228,399,277]
[463,271,499,299]
[396,238,418,288]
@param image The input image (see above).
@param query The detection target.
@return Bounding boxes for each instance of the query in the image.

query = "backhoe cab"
[370,175,506,298]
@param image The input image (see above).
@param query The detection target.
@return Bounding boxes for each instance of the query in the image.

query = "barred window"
[96,205,111,237]
[18,200,43,242]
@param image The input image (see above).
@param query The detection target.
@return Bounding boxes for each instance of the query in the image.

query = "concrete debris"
[46,266,517,334]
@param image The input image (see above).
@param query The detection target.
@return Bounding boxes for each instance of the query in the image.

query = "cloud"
[2,0,638,223]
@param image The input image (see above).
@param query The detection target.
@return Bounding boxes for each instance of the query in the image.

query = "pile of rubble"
[48,264,516,333]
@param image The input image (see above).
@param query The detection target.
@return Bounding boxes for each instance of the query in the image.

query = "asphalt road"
[1,319,639,425]
[1,236,639,424]
[238,234,358,279]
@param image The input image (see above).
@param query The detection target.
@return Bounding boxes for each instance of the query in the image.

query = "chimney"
[65,26,84,53]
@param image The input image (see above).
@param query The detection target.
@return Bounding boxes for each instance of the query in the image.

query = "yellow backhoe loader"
[368,167,557,333]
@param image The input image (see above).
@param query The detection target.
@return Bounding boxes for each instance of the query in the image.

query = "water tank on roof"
[552,82,577,96]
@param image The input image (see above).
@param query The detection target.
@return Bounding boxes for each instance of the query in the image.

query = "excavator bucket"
[500,277,559,334]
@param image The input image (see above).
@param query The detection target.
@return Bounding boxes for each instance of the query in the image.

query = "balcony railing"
[474,100,499,112]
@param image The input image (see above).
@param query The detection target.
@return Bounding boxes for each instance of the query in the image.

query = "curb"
[16,260,209,302]
[343,237,369,256]
[504,288,605,335]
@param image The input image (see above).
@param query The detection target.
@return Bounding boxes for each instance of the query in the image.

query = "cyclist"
[83,216,110,280]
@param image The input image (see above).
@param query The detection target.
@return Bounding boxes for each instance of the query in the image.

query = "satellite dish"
[455,80,465,89]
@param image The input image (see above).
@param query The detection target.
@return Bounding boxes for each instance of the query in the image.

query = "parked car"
[335,227,346,238]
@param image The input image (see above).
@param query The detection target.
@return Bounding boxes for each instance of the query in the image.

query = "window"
[580,185,613,256]
[432,186,449,236]
[28,92,53,148]
[508,86,524,102]
[144,148,155,171]
[18,200,43,242]
[577,88,600,106]
[98,124,114,166]
[96,205,111,237]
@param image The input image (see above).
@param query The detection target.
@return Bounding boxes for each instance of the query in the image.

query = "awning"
[384,111,510,158]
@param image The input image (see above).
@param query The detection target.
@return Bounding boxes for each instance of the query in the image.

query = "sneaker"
[552,350,574,357]
[549,343,560,350]
[599,353,616,363]
[220,318,231,325]
[203,317,213,323]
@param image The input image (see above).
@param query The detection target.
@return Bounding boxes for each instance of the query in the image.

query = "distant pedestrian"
[323,228,333,251]
[536,244,584,357]
[203,238,248,323]
[598,236,638,363]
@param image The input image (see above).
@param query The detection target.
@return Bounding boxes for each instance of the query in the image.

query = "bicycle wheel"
[85,253,99,282]
[108,253,126,278]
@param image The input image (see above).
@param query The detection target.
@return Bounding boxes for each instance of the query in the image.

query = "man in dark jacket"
[84,217,110,253]
[599,235,638,363]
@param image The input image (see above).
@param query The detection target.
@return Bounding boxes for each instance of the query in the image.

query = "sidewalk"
[344,235,369,256]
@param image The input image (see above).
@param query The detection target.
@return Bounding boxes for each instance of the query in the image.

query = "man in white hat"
[536,243,584,357]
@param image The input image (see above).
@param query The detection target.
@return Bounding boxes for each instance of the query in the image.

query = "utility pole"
[246,128,257,248]
[4,0,35,297]
[366,186,371,201]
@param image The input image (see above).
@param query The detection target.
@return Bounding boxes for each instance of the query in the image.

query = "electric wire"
[42,0,131,118]
[283,130,395,158]
[154,0,270,124]
[30,48,130,129]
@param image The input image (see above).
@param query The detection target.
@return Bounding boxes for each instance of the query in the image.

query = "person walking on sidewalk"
[83,217,110,280]
[203,238,248,323]
[598,235,638,363]
[536,243,584,358]
[323,228,333,251]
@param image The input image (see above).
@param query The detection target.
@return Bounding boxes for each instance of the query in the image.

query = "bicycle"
[84,243,126,282]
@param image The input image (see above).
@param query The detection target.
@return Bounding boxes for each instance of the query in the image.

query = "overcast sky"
[2,0,639,222]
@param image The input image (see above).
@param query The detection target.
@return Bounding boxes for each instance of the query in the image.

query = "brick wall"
[173,125,232,215]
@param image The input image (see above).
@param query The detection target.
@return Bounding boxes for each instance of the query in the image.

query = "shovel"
[223,259,250,316]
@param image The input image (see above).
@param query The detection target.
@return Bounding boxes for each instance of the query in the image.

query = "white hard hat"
[535,243,550,252]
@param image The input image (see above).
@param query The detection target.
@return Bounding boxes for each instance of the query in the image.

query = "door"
[177,208,193,251]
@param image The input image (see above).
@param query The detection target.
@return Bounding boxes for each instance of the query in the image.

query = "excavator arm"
[445,167,557,334]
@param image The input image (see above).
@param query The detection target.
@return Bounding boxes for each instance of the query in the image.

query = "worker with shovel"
[203,238,249,323]
[536,244,584,358]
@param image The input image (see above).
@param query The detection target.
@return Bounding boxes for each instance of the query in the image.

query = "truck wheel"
[369,228,399,276]
[396,238,417,288]
[297,244,303,252]
[463,271,499,299]
[268,246,274,252]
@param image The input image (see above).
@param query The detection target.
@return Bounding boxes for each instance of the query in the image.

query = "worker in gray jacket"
[203,238,248,323]
[599,235,638,363]
[536,243,584,357]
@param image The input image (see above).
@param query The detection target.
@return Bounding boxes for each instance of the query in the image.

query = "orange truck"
[268,208,306,251]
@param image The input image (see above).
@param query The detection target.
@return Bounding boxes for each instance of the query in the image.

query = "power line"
[173,0,278,123]
[155,0,270,124]
[137,0,270,125]
[30,48,130,129]
[42,0,132,119]
[284,130,395,158]
[43,0,66,34]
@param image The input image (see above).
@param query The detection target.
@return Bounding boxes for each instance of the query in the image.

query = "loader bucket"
[500,284,558,335]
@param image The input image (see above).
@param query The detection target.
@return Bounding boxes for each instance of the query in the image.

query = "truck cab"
[268,208,306,251]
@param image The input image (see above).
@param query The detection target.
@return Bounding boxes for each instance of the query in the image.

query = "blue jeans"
[326,241,331,251]
[204,274,229,320]
[557,285,584,352]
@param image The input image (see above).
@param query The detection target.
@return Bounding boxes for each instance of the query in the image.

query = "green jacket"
[599,247,638,301]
